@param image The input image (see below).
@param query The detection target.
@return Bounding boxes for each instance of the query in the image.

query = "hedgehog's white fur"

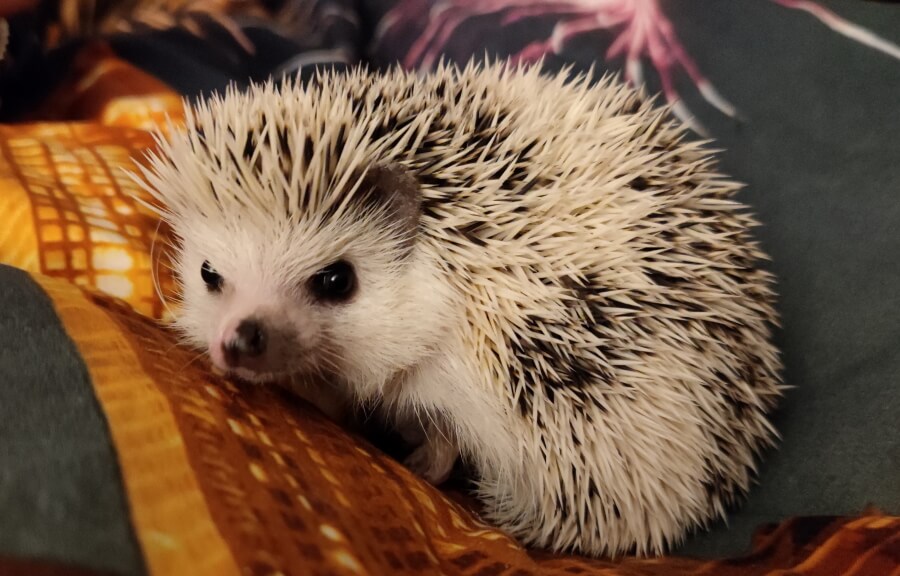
[133,60,783,558]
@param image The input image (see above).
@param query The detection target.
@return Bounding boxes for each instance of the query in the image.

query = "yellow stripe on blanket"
[0,137,41,272]
[34,274,241,576]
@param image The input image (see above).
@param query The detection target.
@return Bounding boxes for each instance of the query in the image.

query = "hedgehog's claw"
[404,429,458,485]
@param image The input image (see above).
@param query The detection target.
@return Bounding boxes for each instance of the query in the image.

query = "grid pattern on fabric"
[0,124,176,319]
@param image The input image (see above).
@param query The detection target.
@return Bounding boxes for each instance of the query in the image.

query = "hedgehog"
[131,60,783,558]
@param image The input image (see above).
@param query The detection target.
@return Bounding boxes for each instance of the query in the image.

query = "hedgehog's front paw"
[403,431,458,485]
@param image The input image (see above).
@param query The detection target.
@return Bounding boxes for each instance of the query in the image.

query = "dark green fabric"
[663,0,900,558]
[0,265,145,576]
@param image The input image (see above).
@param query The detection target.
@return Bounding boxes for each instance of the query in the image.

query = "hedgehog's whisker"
[150,218,177,320]
[178,349,209,373]
[423,408,451,446]
[316,345,344,376]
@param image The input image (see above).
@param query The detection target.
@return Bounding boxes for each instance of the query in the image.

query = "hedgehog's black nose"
[223,319,267,366]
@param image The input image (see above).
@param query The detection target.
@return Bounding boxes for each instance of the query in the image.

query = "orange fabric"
[0,119,178,319]
[0,42,182,319]
[23,42,185,133]
[28,273,900,576]
[35,276,241,576]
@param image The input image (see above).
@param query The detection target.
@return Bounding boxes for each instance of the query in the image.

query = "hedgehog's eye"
[201,260,224,293]
[311,260,356,302]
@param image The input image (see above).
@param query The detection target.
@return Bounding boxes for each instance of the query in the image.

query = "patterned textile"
[0,120,176,319]
[0,1,898,575]
[365,0,900,133]
[10,266,900,576]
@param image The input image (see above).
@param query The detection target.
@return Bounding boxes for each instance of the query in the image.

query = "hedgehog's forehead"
[181,208,353,258]
[176,203,391,284]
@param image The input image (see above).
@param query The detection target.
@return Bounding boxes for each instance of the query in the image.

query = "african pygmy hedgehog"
[133,61,783,558]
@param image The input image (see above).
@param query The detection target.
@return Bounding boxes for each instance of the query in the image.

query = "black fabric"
[0,7,77,121]
[105,1,361,99]
[108,26,256,98]
[0,265,145,576]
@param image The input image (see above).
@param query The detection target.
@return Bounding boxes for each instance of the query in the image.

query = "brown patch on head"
[355,162,422,253]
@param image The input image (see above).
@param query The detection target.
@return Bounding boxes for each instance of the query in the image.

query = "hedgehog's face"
[170,163,454,391]
[178,245,359,383]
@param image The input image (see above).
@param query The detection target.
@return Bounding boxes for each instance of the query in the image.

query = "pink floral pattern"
[373,0,900,133]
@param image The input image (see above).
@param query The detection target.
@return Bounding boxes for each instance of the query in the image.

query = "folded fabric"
[2,263,898,576]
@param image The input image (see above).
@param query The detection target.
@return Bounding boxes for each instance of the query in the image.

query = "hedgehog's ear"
[356,162,422,246]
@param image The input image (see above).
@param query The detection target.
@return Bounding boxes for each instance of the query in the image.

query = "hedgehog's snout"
[222,318,267,369]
